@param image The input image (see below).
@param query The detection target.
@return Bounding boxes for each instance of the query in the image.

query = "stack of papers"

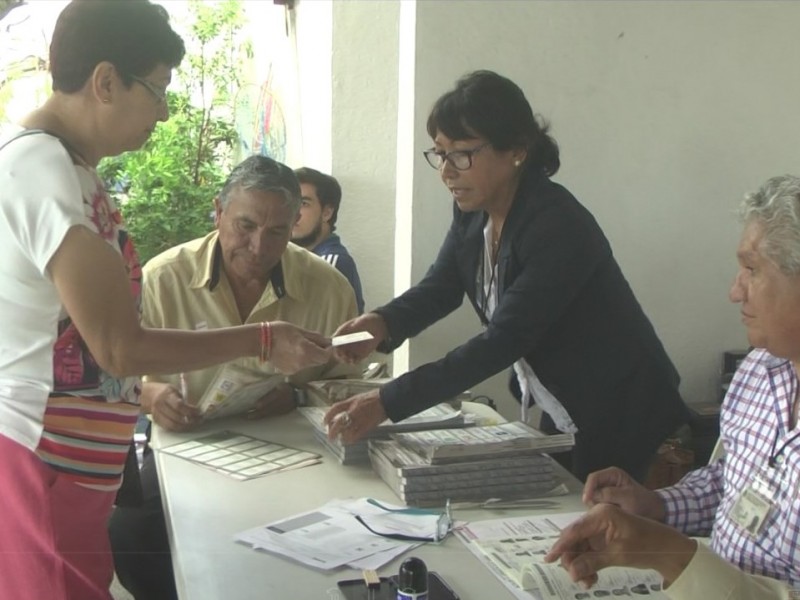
[369,439,559,507]
[456,513,667,600]
[390,422,574,464]
[299,404,474,465]
[303,379,389,407]
[364,423,574,507]
[235,498,429,571]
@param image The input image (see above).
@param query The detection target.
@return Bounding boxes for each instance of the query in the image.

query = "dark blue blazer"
[375,170,688,466]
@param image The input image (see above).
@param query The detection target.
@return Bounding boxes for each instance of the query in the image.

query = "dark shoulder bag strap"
[0,128,47,153]
[0,128,85,164]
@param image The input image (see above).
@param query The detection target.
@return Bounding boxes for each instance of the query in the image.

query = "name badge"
[730,485,773,537]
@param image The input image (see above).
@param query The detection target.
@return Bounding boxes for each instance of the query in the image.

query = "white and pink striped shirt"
[0,131,140,491]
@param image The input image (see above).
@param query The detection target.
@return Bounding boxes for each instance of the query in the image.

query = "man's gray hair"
[740,174,800,275]
[218,155,301,213]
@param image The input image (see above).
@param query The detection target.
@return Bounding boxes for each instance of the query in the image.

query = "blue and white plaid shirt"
[658,348,800,585]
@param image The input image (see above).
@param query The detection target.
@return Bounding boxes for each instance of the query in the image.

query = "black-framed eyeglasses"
[130,75,167,105]
[355,498,453,543]
[423,142,491,171]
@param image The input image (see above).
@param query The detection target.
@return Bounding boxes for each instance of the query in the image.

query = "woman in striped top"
[0,2,330,599]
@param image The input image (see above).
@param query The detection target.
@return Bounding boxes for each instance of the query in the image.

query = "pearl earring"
[514,160,521,167]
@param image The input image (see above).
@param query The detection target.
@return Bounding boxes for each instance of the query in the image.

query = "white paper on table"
[333,498,434,568]
[236,509,396,570]
[458,511,580,541]
[456,512,668,600]
[337,497,444,540]
[359,512,439,538]
[234,498,418,571]
[346,543,420,570]
[455,513,583,600]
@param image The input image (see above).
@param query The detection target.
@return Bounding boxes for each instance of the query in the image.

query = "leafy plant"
[99,0,250,264]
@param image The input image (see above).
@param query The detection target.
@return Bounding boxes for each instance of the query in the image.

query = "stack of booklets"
[368,422,575,507]
[299,404,473,465]
[302,379,389,408]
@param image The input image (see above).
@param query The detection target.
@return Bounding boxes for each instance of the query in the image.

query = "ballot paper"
[456,512,667,600]
[391,422,574,464]
[196,364,284,420]
[235,498,426,570]
[160,431,320,481]
[331,331,374,346]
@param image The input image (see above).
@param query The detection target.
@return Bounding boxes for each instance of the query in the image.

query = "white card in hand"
[331,331,374,347]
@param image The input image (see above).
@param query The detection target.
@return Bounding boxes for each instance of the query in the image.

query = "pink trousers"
[0,434,115,600]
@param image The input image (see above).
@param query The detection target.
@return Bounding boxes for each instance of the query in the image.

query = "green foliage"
[99,0,247,264]
[99,92,238,261]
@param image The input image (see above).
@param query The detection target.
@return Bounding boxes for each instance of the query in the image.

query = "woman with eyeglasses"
[0,2,330,598]
[326,70,689,483]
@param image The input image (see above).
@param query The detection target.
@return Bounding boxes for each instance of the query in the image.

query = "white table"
[152,411,585,600]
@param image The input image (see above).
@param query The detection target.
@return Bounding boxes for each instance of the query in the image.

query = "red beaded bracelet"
[259,321,272,363]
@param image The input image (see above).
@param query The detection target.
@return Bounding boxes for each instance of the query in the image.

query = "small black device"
[421,572,460,600]
[397,556,427,598]
[336,572,459,600]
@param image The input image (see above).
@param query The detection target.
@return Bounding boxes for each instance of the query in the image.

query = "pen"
[179,373,189,424]
[179,372,188,401]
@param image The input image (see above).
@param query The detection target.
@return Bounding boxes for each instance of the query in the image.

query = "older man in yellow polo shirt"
[109,155,359,600]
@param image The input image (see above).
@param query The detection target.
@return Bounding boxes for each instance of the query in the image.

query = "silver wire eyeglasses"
[130,75,167,105]
[355,498,453,543]
[423,142,491,171]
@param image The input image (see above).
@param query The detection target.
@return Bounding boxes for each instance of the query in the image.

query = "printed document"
[235,498,423,571]
[197,364,284,420]
[456,512,667,600]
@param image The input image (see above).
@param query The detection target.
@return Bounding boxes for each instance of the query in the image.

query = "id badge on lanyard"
[730,465,778,538]
[729,424,800,538]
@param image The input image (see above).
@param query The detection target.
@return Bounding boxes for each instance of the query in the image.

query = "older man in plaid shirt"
[545,175,800,600]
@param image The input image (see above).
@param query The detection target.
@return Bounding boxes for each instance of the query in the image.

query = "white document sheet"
[456,512,667,600]
[235,498,423,571]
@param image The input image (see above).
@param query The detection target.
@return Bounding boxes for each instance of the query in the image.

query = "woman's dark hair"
[50,0,185,93]
[426,70,560,176]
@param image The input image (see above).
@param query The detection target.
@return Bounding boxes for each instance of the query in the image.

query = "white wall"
[314,1,800,419]
[294,0,332,172]
[329,0,401,322]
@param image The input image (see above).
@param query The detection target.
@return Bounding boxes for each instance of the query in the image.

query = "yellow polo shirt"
[142,231,359,399]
